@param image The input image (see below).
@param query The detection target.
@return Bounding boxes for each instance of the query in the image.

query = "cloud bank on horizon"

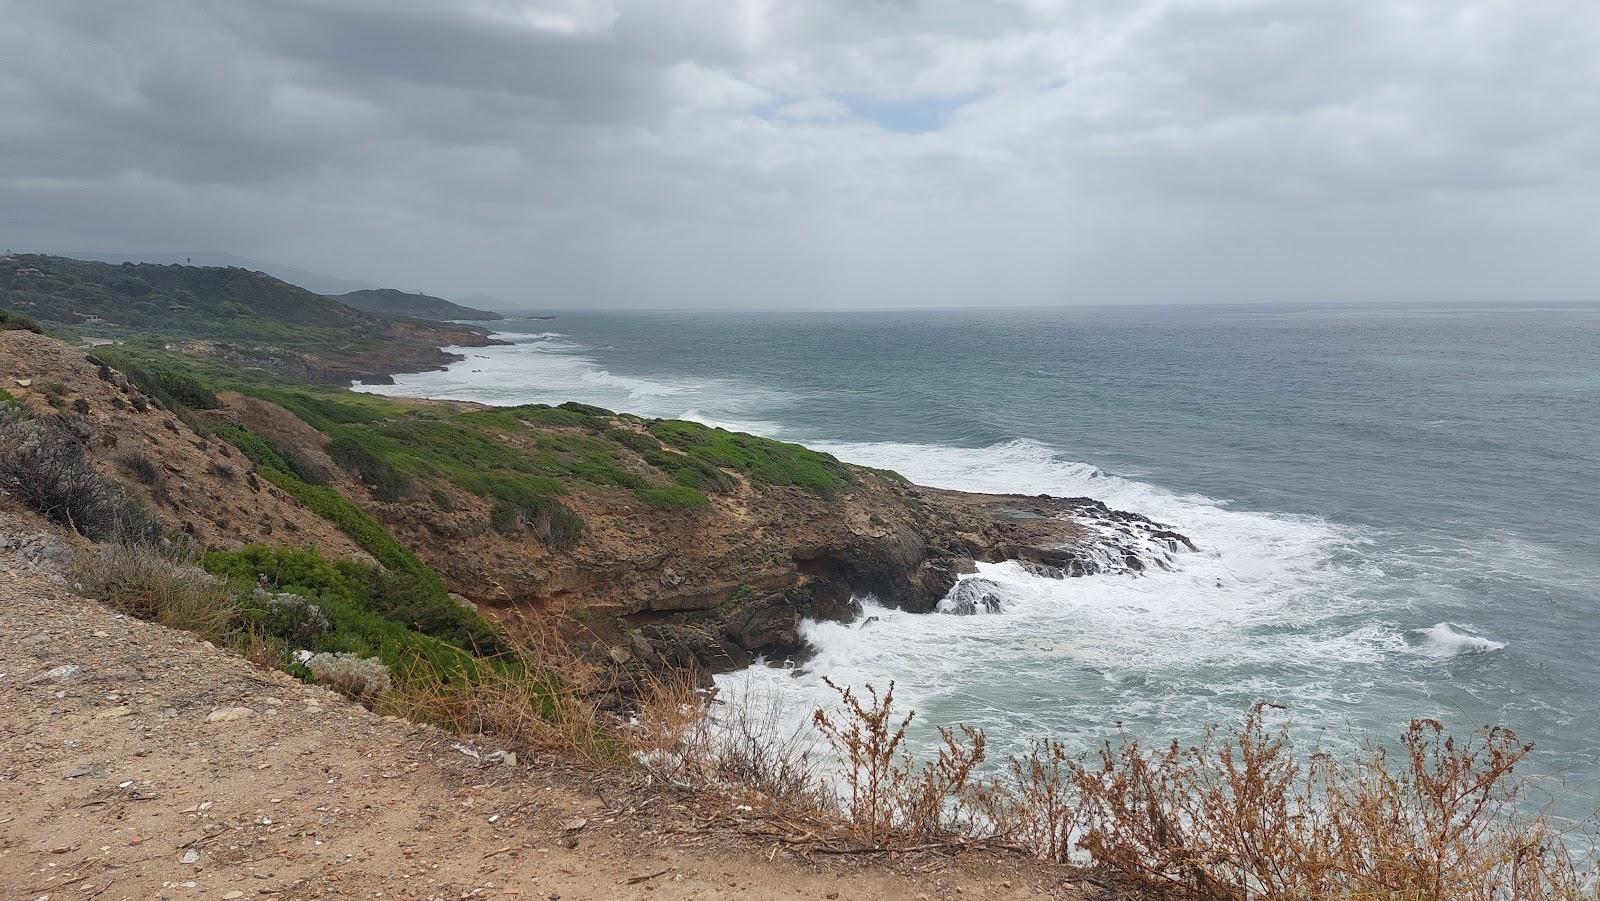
[1,0,1597,308]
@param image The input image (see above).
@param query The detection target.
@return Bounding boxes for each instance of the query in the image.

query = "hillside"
[332,287,503,321]
[60,251,374,295]
[0,530,1075,900]
[0,254,498,383]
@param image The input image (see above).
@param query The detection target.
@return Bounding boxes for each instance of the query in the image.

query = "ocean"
[361,303,1600,819]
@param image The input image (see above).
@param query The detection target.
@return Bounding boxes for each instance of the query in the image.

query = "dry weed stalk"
[811,678,988,845]
[978,738,1083,862]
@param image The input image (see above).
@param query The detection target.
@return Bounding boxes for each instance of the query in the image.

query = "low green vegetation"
[204,544,506,667]
[93,347,222,410]
[218,386,852,544]
[649,419,853,492]
[1,306,44,333]
[635,483,712,510]
[213,422,443,586]
[69,342,871,556]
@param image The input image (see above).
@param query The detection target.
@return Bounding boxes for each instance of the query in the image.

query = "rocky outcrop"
[608,491,1195,683]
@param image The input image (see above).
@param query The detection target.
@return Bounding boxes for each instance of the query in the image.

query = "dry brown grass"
[381,620,623,766]
[73,541,238,644]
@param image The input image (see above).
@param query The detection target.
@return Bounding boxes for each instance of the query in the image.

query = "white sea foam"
[1409,623,1506,657]
[358,328,784,429]
[713,437,1413,760]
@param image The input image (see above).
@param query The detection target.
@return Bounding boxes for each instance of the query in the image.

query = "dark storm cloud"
[2,0,1597,307]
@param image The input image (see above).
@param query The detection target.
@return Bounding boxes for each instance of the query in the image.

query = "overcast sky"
[2,1,1597,308]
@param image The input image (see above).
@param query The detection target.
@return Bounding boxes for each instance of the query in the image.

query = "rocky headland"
[0,323,1193,692]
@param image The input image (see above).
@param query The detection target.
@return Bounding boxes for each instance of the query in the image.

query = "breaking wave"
[358,326,785,428]
[1408,623,1506,658]
[358,320,1514,762]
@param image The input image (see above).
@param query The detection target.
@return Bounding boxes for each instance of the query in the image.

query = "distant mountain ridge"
[331,288,502,322]
[63,251,374,296]
[0,254,496,383]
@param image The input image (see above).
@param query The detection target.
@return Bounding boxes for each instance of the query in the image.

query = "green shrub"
[514,405,594,429]
[94,350,221,411]
[216,424,443,590]
[487,488,582,547]
[0,307,44,333]
[557,401,612,417]
[607,427,662,455]
[649,419,851,492]
[635,484,712,510]
[207,544,508,666]
[327,434,414,500]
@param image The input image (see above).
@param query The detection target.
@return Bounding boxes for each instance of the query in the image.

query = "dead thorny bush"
[626,669,826,809]
[625,680,1596,896]
[1070,703,1594,899]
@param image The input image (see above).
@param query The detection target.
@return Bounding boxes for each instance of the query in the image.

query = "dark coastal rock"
[624,624,750,687]
[723,593,800,654]
[1018,561,1066,579]
[597,486,1195,691]
[916,556,978,599]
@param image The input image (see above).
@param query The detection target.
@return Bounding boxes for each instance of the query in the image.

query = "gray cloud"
[2,0,1597,308]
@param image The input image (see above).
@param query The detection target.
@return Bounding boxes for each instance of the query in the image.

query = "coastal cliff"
[0,323,1192,687]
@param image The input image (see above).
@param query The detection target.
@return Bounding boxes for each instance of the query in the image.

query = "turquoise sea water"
[364,303,1600,819]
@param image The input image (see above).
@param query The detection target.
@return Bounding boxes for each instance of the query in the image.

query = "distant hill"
[0,254,495,383]
[65,251,374,296]
[331,288,502,322]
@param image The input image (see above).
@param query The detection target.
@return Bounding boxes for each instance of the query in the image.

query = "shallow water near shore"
[363,302,1600,822]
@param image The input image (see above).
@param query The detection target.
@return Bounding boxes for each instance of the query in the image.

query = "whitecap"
[1408,623,1506,658]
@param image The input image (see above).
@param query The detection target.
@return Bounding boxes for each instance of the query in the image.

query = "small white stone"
[205,706,254,723]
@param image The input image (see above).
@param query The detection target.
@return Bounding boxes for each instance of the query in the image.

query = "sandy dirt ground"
[0,541,1099,901]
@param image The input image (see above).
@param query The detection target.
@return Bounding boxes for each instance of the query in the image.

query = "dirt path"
[0,546,1091,901]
